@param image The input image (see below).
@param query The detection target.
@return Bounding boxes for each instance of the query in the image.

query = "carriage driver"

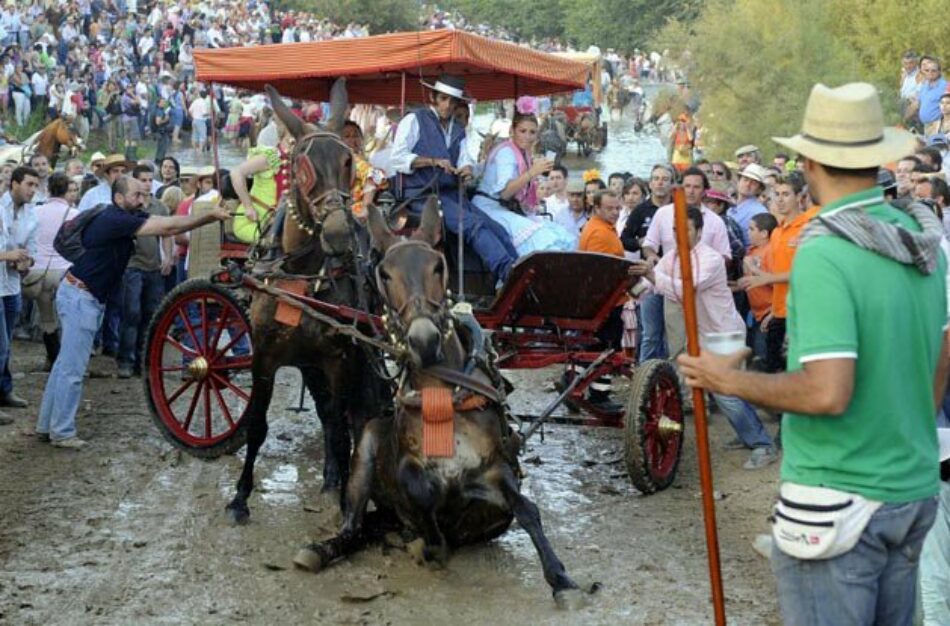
[390,74,518,283]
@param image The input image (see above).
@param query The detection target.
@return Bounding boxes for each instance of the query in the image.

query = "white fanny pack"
[771,482,882,560]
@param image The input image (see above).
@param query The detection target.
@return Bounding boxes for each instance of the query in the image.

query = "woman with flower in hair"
[472,98,577,255]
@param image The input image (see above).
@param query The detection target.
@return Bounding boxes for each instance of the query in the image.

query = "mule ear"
[414,195,442,246]
[366,202,397,253]
[325,77,348,135]
[265,84,305,140]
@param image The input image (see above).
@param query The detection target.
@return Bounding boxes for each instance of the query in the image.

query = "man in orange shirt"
[578,190,624,411]
[738,173,819,372]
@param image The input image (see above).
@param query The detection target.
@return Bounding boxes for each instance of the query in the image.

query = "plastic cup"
[701,331,746,356]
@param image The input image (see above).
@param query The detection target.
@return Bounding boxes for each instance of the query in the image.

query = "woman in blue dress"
[472,108,577,254]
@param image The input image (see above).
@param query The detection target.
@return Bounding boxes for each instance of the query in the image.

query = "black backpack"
[54,204,108,263]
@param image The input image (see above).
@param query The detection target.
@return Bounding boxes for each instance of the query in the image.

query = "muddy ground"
[0,339,782,625]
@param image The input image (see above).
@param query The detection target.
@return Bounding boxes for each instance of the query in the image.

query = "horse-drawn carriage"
[145,30,683,495]
[142,30,685,600]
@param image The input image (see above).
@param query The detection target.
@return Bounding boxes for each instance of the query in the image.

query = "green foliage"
[439,0,700,51]
[279,0,418,33]
[655,0,863,160]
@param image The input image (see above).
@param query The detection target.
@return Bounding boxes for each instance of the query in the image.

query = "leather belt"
[64,272,90,292]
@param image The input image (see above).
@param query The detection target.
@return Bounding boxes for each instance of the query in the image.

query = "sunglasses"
[712,169,726,176]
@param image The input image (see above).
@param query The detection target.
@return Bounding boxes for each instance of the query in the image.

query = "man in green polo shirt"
[678,82,947,625]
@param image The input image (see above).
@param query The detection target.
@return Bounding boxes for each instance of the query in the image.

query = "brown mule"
[293,198,594,607]
[225,84,388,524]
[33,118,82,168]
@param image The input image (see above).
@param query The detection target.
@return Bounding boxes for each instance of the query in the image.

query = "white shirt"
[77,181,111,213]
[390,107,474,175]
[189,97,209,120]
[544,193,569,216]
[0,192,38,297]
[31,72,48,98]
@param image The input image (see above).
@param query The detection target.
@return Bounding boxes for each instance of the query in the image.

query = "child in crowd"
[744,212,778,366]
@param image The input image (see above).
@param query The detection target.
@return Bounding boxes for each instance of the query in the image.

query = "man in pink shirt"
[640,167,731,357]
[632,207,777,469]
[22,172,76,371]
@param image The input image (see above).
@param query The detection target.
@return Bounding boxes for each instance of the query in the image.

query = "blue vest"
[403,108,464,192]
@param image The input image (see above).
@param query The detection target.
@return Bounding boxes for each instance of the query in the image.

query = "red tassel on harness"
[421,387,455,458]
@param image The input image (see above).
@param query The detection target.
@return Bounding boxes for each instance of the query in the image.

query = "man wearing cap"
[734,145,761,170]
[552,179,588,237]
[77,154,131,212]
[728,163,768,248]
[35,175,231,450]
[680,82,946,624]
[390,74,517,282]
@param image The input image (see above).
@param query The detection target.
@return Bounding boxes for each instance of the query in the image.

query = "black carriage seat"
[479,251,635,332]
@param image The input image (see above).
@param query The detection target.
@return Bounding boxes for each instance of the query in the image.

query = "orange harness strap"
[421,387,455,458]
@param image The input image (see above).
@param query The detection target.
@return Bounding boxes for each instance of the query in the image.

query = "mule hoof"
[226,503,250,525]
[554,587,591,611]
[293,547,325,573]
[406,538,427,566]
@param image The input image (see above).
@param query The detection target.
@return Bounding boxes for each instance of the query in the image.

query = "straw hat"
[737,163,769,185]
[734,144,759,158]
[773,82,917,169]
[101,153,134,171]
[89,151,106,166]
[194,166,217,179]
[420,74,471,102]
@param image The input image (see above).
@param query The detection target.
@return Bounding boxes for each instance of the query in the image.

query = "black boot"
[587,389,624,414]
[42,332,60,371]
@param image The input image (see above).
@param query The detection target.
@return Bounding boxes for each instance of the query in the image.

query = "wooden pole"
[672,186,726,625]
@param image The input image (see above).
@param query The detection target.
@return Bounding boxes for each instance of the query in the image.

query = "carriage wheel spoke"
[211,356,252,371]
[210,328,249,364]
[167,377,196,404]
[159,365,188,372]
[207,306,230,355]
[200,298,209,352]
[176,304,203,355]
[211,381,236,428]
[182,379,205,433]
[210,372,251,402]
[204,380,213,439]
[163,334,199,358]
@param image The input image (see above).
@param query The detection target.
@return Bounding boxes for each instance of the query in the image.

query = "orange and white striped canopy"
[194,29,589,105]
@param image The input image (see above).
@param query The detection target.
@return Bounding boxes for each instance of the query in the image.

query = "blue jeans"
[712,392,773,448]
[118,268,165,370]
[95,289,121,354]
[0,293,21,395]
[772,496,938,626]
[37,282,104,440]
[638,293,667,361]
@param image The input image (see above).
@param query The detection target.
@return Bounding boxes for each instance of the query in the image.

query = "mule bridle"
[376,239,453,357]
[284,130,353,236]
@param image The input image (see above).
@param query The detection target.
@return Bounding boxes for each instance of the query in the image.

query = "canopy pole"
[400,73,406,117]
[209,81,225,242]
[673,187,726,626]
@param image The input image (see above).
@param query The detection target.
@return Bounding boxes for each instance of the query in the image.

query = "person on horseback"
[390,74,517,283]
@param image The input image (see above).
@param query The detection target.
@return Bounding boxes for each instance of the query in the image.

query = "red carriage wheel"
[143,279,253,458]
[624,359,685,494]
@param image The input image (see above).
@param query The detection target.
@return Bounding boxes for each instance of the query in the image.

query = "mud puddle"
[0,341,780,624]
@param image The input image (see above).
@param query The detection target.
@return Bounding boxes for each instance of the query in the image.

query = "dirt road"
[0,340,781,625]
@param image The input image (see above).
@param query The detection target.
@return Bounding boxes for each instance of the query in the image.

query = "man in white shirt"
[544,165,569,216]
[77,154,130,212]
[0,166,39,412]
[390,75,517,282]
